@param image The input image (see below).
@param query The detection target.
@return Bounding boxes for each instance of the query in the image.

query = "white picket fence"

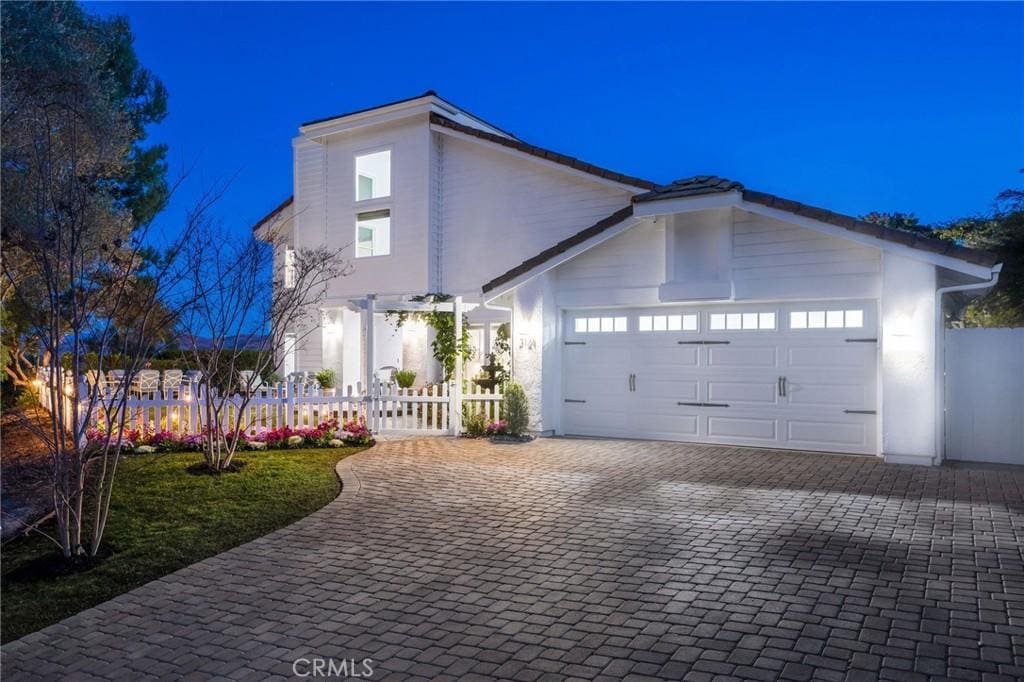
[37,372,503,438]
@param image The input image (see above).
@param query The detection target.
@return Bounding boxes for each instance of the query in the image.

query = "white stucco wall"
[373,314,404,380]
[512,272,559,433]
[880,253,938,464]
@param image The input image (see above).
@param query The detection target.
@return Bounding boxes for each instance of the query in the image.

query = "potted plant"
[316,368,337,395]
[394,368,416,389]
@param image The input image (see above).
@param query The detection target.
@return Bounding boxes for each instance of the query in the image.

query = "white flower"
[133,445,157,454]
[287,435,304,447]
[249,441,267,450]
[328,439,344,448]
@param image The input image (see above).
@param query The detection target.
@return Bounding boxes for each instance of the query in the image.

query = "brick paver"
[3,438,1024,680]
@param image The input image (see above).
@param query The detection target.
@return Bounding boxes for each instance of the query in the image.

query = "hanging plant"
[385,293,471,382]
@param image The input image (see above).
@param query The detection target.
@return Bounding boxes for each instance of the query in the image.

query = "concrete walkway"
[3,438,1024,680]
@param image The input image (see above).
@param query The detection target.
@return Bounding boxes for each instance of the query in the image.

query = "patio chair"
[85,369,106,391]
[137,369,160,396]
[162,369,184,395]
[238,370,264,394]
[106,369,126,392]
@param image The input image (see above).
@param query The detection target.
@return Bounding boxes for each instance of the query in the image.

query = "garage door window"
[638,314,698,332]
[708,312,776,331]
[790,309,863,329]
[574,316,628,333]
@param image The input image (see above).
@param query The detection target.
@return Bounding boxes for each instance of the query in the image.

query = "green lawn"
[1,446,366,643]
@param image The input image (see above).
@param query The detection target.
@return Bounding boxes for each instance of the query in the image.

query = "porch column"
[364,294,376,394]
[483,323,493,361]
[452,295,463,436]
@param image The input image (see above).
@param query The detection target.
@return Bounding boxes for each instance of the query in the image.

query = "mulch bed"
[1,408,54,542]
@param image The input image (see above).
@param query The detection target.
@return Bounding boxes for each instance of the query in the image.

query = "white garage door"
[561,301,878,455]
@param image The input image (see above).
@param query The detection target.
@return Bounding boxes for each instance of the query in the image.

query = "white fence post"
[451,295,463,436]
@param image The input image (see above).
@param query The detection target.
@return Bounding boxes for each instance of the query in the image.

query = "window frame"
[788,308,865,330]
[354,208,392,259]
[637,313,699,333]
[353,147,392,203]
[708,310,777,331]
[573,315,628,334]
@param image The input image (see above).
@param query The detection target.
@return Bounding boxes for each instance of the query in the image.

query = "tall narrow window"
[282,333,297,378]
[356,209,391,257]
[284,249,296,288]
[355,150,391,201]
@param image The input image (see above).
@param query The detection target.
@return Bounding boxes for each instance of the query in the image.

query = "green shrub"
[316,368,337,389]
[462,407,488,437]
[394,369,416,389]
[502,383,530,436]
[14,386,37,410]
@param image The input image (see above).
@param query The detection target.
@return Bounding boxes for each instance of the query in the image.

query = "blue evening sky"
[88,2,1022,242]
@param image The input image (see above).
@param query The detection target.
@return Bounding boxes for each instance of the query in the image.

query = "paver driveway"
[4,438,1024,681]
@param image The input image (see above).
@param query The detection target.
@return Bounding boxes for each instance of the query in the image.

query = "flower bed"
[86,418,374,454]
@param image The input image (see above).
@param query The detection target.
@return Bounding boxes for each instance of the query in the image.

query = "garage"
[561,301,878,454]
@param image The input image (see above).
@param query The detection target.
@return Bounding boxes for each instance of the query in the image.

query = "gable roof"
[301,90,519,139]
[255,93,656,232]
[481,206,636,294]
[481,175,999,295]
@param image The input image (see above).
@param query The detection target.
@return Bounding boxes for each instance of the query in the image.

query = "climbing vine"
[385,293,472,382]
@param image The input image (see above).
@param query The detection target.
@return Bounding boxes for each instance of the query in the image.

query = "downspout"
[934,264,1002,464]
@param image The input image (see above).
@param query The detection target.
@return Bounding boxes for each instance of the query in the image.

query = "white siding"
[553,219,665,307]
[731,210,881,300]
[292,139,325,251]
[441,137,634,295]
[551,207,883,306]
[320,117,432,298]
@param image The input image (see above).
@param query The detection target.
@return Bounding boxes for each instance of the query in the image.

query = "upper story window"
[356,209,391,258]
[284,249,296,288]
[355,150,391,201]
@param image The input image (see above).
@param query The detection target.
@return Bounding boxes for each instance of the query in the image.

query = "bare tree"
[177,221,346,472]
[2,184,211,558]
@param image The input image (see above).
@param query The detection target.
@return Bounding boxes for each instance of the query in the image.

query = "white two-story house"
[254,91,1000,465]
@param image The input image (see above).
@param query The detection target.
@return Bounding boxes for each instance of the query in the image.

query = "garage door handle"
[843,409,876,414]
[845,338,877,343]
[677,401,730,408]
[678,340,731,345]
[564,341,586,346]
[564,399,586,404]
